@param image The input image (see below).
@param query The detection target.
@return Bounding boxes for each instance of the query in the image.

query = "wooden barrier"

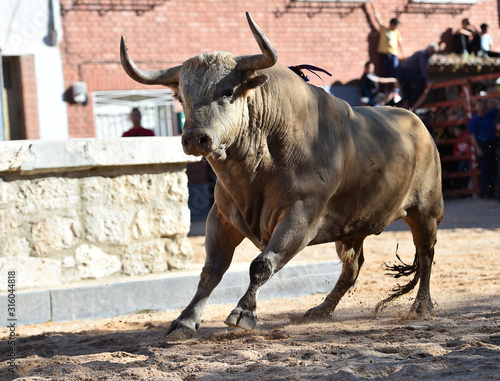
[416,73,500,197]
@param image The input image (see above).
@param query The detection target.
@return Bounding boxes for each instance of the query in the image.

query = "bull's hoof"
[224,307,257,330]
[303,305,334,322]
[165,320,196,340]
[410,299,433,319]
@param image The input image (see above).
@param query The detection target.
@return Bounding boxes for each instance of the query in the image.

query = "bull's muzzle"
[182,128,217,157]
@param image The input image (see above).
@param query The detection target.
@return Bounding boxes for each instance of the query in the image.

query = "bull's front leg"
[225,207,318,331]
[224,254,273,330]
[166,205,244,340]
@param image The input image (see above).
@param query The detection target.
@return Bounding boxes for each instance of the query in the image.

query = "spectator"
[486,98,498,117]
[454,18,480,55]
[479,23,500,57]
[495,115,500,200]
[468,99,497,199]
[360,61,399,106]
[368,2,404,78]
[396,43,439,109]
[453,124,470,157]
[452,124,471,190]
[122,108,155,137]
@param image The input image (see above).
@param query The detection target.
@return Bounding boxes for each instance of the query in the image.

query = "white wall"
[0,0,68,139]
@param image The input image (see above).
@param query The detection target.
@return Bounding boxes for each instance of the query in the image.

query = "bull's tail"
[374,249,420,313]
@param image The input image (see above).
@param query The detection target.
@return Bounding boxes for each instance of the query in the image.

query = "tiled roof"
[429,53,500,75]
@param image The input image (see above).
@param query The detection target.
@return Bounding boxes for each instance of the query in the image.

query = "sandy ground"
[1,223,499,380]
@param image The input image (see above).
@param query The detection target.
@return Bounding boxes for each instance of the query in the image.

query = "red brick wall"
[19,55,39,140]
[60,0,500,137]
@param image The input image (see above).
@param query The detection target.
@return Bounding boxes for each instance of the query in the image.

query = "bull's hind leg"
[304,238,365,321]
[376,200,443,317]
[403,205,443,318]
[166,206,244,340]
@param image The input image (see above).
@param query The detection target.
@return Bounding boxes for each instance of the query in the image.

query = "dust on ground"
[1,226,499,380]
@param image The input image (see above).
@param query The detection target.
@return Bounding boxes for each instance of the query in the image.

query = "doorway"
[2,56,25,140]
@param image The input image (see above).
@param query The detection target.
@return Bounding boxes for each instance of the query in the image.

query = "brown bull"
[121,12,444,340]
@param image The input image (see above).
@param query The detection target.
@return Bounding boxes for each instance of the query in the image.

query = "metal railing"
[416,73,500,197]
[92,89,179,138]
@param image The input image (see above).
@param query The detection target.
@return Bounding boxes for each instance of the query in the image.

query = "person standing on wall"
[369,2,404,78]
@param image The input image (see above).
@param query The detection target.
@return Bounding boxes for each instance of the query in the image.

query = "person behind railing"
[495,114,500,201]
[452,123,471,191]
[468,99,497,199]
[122,108,155,137]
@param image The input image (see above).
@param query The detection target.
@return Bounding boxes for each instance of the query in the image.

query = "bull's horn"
[236,12,278,72]
[120,36,181,86]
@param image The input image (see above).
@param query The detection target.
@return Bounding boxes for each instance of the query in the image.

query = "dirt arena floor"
[1,200,499,380]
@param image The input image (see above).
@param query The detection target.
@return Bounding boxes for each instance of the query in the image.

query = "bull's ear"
[246,74,268,89]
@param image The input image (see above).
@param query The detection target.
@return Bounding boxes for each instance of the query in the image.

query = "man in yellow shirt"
[370,3,404,78]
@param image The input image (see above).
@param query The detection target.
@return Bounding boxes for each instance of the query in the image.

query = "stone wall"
[0,137,198,291]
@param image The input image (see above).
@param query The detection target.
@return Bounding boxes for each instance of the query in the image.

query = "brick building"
[2,0,500,139]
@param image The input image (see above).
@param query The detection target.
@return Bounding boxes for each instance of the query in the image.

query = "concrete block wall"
[0,136,198,291]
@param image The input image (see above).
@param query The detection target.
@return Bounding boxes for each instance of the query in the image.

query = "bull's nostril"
[199,137,208,145]
[183,137,190,146]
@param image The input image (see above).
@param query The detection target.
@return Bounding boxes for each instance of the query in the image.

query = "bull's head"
[120,12,278,158]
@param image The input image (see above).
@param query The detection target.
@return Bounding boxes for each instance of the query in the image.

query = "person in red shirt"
[453,124,470,157]
[122,108,155,137]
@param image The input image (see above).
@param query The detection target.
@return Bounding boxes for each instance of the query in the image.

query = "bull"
[120,12,444,340]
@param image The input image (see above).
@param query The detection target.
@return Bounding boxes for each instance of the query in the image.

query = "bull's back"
[351,106,432,149]
[350,106,438,181]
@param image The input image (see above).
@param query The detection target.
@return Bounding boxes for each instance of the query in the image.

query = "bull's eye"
[223,89,234,98]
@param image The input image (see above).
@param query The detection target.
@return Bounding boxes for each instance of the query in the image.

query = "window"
[410,0,477,4]
[297,0,369,2]
[92,89,179,138]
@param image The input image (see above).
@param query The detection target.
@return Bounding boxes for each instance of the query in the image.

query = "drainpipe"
[0,48,5,141]
[48,0,63,46]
